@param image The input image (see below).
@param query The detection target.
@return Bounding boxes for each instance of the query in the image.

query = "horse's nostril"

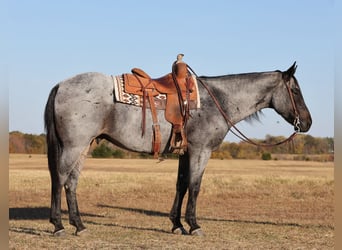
[300,120,312,133]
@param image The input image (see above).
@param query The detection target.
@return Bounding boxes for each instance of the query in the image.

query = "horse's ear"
[282,61,297,81]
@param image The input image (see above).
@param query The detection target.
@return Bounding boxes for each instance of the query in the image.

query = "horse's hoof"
[53,229,66,237]
[172,227,188,235]
[75,228,88,237]
[190,228,204,236]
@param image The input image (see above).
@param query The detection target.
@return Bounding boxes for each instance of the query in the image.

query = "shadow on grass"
[93,204,171,234]
[9,207,105,220]
[9,207,170,236]
[9,226,51,236]
[9,207,50,220]
[98,204,169,217]
[97,203,333,230]
[84,220,171,234]
[9,205,333,237]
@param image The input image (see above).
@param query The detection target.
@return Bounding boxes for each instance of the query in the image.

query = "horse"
[44,62,312,236]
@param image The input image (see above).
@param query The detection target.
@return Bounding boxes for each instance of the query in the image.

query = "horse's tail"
[44,84,62,176]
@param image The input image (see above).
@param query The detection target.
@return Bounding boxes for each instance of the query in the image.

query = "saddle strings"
[186,65,298,148]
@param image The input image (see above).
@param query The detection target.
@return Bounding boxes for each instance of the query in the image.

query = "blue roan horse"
[44,62,312,236]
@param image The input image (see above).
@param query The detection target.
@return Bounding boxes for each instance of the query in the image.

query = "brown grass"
[9,154,334,249]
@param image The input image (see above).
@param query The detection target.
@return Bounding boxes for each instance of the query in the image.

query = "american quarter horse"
[44,62,312,236]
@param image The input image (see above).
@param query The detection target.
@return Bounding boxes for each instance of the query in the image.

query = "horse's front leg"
[169,153,190,235]
[185,149,211,236]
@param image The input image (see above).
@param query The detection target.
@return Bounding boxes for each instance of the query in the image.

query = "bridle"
[284,77,301,133]
[187,65,301,147]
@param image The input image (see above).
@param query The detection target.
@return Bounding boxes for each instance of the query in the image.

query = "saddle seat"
[124,68,194,97]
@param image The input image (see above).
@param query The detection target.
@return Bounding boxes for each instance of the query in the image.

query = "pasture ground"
[9,154,334,249]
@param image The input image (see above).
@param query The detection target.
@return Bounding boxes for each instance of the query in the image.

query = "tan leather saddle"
[122,54,198,157]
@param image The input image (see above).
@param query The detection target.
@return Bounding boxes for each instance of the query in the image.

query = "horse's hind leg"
[65,168,86,235]
[49,174,65,236]
[50,145,89,236]
[63,147,89,236]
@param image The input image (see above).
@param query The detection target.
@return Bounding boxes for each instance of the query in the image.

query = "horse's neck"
[205,72,281,124]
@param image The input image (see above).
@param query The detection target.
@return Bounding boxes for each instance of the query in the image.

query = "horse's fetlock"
[53,228,66,237]
[190,228,204,236]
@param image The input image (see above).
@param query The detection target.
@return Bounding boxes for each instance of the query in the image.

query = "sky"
[4,0,335,142]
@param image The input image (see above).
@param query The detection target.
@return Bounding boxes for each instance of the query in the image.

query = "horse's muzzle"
[297,114,312,133]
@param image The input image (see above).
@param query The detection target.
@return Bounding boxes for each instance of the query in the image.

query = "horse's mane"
[198,70,279,80]
[244,110,264,124]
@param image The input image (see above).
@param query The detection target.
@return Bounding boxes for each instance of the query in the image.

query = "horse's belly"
[106,104,172,153]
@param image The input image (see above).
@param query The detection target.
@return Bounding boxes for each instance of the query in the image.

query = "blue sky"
[4,0,334,141]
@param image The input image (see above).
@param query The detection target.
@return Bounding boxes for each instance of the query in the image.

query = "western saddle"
[121,54,198,158]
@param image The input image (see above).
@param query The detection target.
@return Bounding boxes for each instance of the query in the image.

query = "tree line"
[9,131,333,161]
[211,134,333,161]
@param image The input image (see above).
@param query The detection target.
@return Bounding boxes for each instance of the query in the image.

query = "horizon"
[8,130,334,141]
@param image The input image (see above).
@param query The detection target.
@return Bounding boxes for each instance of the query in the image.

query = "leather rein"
[186,65,301,148]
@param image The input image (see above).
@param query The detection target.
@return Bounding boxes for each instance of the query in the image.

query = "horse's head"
[271,62,312,132]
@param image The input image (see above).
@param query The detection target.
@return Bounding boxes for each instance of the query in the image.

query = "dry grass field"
[9,154,334,249]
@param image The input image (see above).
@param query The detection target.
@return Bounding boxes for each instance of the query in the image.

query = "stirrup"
[170,128,187,155]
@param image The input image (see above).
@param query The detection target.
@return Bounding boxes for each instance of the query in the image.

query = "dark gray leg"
[65,168,86,235]
[49,146,89,236]
[185,150,211,236]
[169,153,190,235]
[49,173,65,236]
[185,174,204,235]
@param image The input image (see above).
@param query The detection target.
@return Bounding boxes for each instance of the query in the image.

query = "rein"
[186,65,300,148]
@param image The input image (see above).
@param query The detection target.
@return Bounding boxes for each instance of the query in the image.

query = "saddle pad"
[112,75,201,110]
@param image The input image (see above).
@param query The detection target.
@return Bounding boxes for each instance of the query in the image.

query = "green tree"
[112,149,124,158]
[261,152,272,160]
[91,143,114,158]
